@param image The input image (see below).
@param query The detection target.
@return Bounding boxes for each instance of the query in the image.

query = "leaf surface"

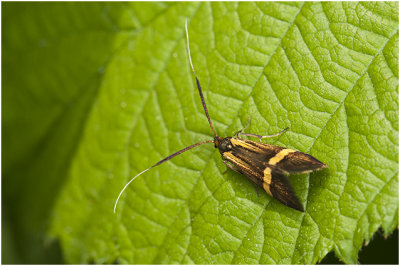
[3,2,398,264]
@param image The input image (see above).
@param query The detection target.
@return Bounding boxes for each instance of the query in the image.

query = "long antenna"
[185,20,218,137]
[114,139,213,213]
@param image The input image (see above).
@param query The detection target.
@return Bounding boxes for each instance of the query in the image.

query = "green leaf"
[3,2,398,264]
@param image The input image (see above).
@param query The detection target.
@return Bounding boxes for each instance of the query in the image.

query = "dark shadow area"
[320,228,399,264]
[359,228,398,264]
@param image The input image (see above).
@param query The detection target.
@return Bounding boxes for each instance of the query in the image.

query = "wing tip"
[269,172,305,212]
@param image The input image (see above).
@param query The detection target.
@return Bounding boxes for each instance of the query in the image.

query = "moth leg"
[222,159,239,174]
[234,116,251,138]
[239,127,289,142]
[221,167,229,175]
[252,183,260,197]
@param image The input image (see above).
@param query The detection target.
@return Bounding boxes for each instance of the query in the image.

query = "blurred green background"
[2,2,128,263]
[2,2,398,264]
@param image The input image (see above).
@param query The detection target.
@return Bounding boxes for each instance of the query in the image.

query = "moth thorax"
[217,137,233,153]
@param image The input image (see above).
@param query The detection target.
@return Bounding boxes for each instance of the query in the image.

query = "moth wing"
[265,168,304,212]
[232,139,327,174]
[274,151,327,174]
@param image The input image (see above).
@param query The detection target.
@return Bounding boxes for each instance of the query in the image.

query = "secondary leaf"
[2,2,132,263]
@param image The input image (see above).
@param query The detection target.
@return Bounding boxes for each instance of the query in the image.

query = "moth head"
[214,136,222,148]
[216,137,233,152]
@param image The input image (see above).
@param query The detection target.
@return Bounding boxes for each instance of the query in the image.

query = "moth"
[114,21,327,213]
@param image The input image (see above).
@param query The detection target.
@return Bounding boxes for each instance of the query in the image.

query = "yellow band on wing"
[268,149,296,165]
[263,167,272,184]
